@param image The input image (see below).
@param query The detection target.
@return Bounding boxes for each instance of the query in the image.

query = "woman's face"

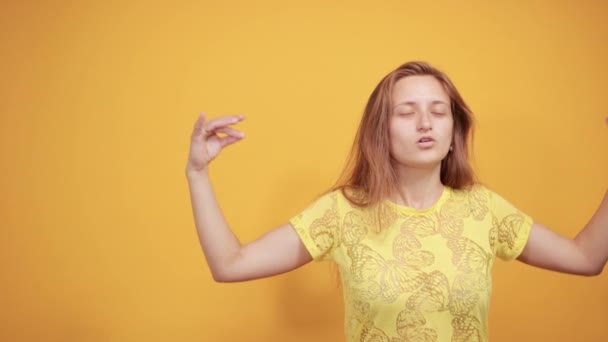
[389,75,454,170]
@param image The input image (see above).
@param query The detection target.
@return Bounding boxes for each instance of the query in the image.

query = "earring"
[449,145,453,152]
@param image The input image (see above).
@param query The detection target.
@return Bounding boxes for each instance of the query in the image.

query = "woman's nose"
[417,112,432,131]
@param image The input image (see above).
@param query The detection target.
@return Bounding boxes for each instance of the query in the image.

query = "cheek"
[388,123,399,148]
[447,117,455,135]
[389,121,415,145]
[440,120,454,141]
[389,129,413,152]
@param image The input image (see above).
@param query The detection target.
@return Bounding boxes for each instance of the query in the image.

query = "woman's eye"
[432,112,446,116]
[399,112,415,116]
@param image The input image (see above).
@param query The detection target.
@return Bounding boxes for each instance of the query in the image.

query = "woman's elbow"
[211,268,240,283]
[580,263,604,277]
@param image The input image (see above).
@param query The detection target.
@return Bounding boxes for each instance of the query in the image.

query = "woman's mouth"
[417,136,435,148]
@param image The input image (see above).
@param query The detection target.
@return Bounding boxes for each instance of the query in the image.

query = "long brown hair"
[332,61,477,208]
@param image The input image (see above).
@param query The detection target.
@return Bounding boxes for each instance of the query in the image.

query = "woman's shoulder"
[325,186,372,211]
[310,187,363,207]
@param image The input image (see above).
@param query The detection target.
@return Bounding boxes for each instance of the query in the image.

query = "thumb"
[192,112,206,136]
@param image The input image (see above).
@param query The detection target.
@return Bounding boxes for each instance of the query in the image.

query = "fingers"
[215,126,245,149]
[205,114,245,133]
[214,126,245,138]
[191,112,207,137]
[219,135,244,149]
[192,113,246,141]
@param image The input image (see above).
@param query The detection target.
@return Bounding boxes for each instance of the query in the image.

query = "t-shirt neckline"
[383,186,451,214]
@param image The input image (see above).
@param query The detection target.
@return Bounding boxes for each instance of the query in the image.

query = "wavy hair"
[332,61,477,209]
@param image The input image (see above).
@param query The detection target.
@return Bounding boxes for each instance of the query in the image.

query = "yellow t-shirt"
[290,185,533,342]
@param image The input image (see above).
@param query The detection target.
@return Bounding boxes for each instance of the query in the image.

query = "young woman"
[185,61,608,341]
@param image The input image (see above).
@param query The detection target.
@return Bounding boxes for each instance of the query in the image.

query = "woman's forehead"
[392,76,450,103]
[391,76,451,108]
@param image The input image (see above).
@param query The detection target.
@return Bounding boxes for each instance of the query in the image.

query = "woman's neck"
[390,164,444,210]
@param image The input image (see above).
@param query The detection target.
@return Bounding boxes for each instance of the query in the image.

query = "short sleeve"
[289,191,341,262]
[488,190,534,261]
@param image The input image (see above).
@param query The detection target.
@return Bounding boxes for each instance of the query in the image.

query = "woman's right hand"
[186,113,246,173]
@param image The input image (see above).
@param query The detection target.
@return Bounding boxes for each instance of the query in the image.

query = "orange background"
[1,1,607,341]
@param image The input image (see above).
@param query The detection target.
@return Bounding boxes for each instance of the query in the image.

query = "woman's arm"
[186,113,312,282]
[517,119,608,275]
[517,191,608,276]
